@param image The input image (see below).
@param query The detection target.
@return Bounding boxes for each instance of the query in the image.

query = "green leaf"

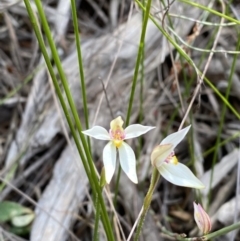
[0,201,33,223]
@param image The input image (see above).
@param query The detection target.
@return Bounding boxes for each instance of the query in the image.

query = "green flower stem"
[24,1,114,240]
[159,221,240,240]
[134,168,160,241]
[204,221,240,240]
[70,0,90,149]
[157,222,240,241]
[93,187,103,241]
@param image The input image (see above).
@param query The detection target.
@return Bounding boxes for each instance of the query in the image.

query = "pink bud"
[193,202,212,234]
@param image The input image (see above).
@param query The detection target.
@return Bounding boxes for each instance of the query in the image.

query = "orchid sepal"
[193,202,212,234]
[160,125,191,148]
[124,125,155,139]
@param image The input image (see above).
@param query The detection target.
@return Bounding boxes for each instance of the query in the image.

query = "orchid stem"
[93,187,103,241]
[204,221,240,240]
[158,220,240,240]
[133,168,160,241]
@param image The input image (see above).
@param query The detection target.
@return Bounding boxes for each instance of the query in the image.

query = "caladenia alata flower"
[150,125,204,189]
[193,202,212,234]
[82,116,155,184]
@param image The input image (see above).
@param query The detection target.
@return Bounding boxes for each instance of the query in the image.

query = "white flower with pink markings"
[82,116,155,184]
[151,126,204,189]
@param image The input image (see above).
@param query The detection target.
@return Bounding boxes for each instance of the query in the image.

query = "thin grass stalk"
[125,0,152,126]
[136,0,240,120]
[186,25,217,94]
[203,131,240,157]
[159,1,196,167]
[208,32,240,207]
[93,189,102,241]
[205,221,240,240]
[133,168,160,241]
[178,0,240,25]
[114,0,153,206]
[137,0,146,159]
[24,1,114,240]
[203,76,240,120]
[70,0,91,149]
[0,64,43,105]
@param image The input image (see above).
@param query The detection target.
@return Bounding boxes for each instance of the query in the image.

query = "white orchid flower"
[151,126,204,189]
[82,116,155,184]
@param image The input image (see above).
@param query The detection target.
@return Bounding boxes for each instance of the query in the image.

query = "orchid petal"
[82,126,110,140]
[160,125,191,148]
[150,144,173,167]
[124,125,155,139]
[103,142,116,183]
[118,142,138,183]
[158,162,204,189]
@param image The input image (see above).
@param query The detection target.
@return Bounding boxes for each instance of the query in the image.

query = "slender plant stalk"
[137,0,145,160]
[178,0,240,25]
[0,64,43,105]
[70,0,90,149]
[125,0,152,126]
[159,220,240,240]
[205,221,240,240]
[133,168,160,241]
[203,76,240,120]
[203,131,240,157]
[93,188,103,241]
[24,1,114,240]
[114,0,153,208]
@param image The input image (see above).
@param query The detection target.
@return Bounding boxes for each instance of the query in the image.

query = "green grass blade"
[0,64,43,106]
[114,0,153,208]
[126,0,152,126]
[178,0,240,25]
[70,0,91,149]
[24,1,114,240]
